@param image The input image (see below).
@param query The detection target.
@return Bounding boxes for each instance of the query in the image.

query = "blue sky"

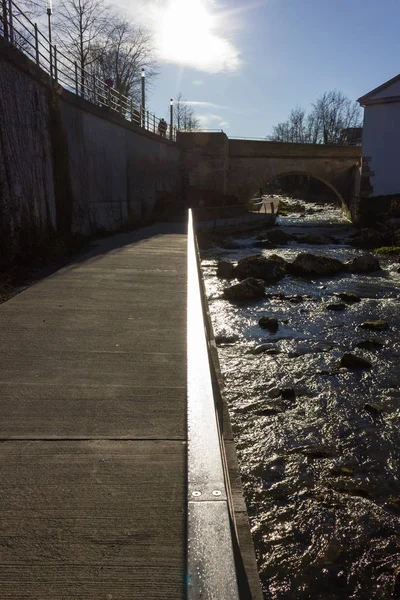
[124,0,400,138]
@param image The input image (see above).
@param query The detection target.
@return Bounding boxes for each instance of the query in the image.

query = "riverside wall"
[0,38,181,261]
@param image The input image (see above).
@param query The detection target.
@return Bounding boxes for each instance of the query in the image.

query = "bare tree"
[268,91,362,145]
[312,90,361,144]
[92,17,157,102]
[269,107,309,143]
[54,0,112,74]
[174,94,200,131]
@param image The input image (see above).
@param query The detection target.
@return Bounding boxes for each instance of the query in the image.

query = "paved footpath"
[0,224,187,599]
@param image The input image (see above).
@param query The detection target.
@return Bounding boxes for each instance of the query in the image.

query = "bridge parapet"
[178,132,361,215]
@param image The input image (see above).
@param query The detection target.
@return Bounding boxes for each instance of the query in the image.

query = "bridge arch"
[258,170,346,207]
[176,132,361,215]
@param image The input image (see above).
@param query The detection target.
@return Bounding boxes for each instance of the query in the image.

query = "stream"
[201,199,400,599]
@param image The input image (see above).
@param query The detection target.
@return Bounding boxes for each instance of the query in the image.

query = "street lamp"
[46,0,53,78]
[170,98,173,140]
[141,68,145,127]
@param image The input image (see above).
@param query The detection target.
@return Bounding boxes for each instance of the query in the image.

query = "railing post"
[153,113,156,133]
[146,110,149,130]
[119,90,122,115]
[107,85,111,109]
[2,0,9,41]
[54,45,58,82]
[92,73,96,103]
[130,98,133,122]
[34,23,39,65]
[49,43,53,78]
[74,61,79,95]
[7,0,13,44]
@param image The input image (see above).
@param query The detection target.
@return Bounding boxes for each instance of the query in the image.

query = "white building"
[358,74,400,198]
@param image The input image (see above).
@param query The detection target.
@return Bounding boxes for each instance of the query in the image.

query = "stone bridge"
[178,132,362,214]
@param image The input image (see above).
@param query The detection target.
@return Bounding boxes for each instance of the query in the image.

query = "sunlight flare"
[155,0,241,73]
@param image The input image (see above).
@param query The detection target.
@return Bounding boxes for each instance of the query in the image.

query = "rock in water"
[215,334,239,346]
[251,343,277,355]
[326,303,346,311]
[337,292,361,304]
[258,316,279,333]
[360,320,389,331]
[223,278,265,301]
[288,253,344,276]
[252,239,277,249]
[296,234,335,245]
[356,339,384,350]
[340,353,372,369]
[345,254,381,273]
[235,254,285,281]
[264,229,294,245]
[216,260,235,279]
[281,388,296,400]
[268,254,288,268]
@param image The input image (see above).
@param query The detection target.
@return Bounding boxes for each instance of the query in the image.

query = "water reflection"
[202,200,400,599]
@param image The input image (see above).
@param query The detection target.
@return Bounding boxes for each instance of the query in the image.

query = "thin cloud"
[178,100,228,109]
[197,113,229,129]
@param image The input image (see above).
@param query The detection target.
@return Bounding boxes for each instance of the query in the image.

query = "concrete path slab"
[0,224,187,598]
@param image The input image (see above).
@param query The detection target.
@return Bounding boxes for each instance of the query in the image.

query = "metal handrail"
[0,0,177,140]
[187,208,241,599]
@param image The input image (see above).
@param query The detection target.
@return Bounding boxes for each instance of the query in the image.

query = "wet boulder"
[360,320,389,331]
[252,239,277,249]
[340,353,372,369]
[349,227,390,249]
[216,260,235,279]
[258,316,279,333]
[263,229,294,245]
[223,278,265,301]
[268,254,288,268]
[214,334,239,346]
[336,291,361,304]
[288,253,344,277]
[235,254,286,282]
[356,339,384,350]
[326,302,346,311]
[345,254,381,273]
[251,343,278,355]
[281,388,296,400]
[296,234,335,245]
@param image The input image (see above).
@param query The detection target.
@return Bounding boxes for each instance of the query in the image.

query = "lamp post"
[170,98,173,140]
[47,0,53,78]
[141,68,145,127]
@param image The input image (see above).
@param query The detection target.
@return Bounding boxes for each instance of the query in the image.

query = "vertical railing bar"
[92,73,96,104]
[49,39,53,78]
[2,0,9,41]
[7,0,13,44]
[53,44,58,82]
[34,23,39,65]
[74,61,78,94]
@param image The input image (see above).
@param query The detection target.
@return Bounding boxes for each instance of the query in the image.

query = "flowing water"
[201,200,400,600]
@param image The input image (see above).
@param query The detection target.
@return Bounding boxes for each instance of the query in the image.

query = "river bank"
[201,199,400,599]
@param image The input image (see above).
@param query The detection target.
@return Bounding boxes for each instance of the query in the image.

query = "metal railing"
[187,208,251,598]
[0,0,177,140]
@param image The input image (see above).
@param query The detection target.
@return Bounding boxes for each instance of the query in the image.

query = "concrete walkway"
[0,224,187,599]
